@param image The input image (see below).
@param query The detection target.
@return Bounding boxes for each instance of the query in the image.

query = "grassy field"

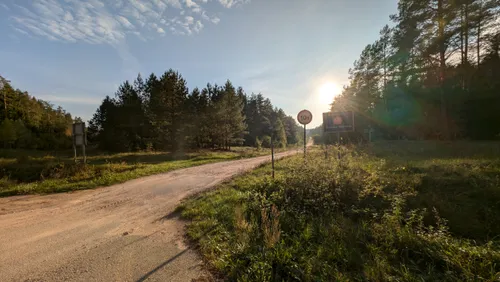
[0,147,279,197]
[179,141,500,281]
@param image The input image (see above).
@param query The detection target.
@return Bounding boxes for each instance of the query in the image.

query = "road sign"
[297,109,312,158]
[72,122,85,136]
[297,110,313,125]
[72,122,87,163]
[323,111,354,133]
[74,135,86,146]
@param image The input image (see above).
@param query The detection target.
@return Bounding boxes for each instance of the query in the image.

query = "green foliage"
[255,136,262,151]
[89,72,298,152]
[261,135,272,148]
[244,94,300,148]
[0,119,16,147]
[0,147,276,196]
[312,134,323,145]
[180,142,500,281]
[13,120,32,148]
[273,118,287,148]
[0,79,74,150]
[328,0,500,141]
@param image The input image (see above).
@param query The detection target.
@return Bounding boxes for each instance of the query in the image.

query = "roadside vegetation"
[179,142,500,281]
[0,73,301,197]
[0,147,281,197]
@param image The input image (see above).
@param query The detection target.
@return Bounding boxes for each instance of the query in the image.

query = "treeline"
[0,76,74,149]
[88,69,301,152]
[331,0,500,140]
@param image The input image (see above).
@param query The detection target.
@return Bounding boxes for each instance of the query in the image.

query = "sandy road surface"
[0,150,299,282]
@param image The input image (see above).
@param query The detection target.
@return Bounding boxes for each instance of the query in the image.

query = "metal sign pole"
[82,143,86,164]
[271,135,275,179]
[73,142,77,163]
[303,124,306,157]
[297,109,312,158]
[72,124,77,163]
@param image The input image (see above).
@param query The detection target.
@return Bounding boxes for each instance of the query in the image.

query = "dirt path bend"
[0,150,299,282]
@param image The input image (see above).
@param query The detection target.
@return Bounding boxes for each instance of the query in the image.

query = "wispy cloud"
[38,95,102,105]
[0,3,10,10]
[9,0,250,42]
[218,0,249,9]
[211,16,221,24]
[117,15,134,29]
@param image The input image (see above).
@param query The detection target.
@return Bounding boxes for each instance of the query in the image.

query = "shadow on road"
[135,210,218,281]
[135,247,191,282]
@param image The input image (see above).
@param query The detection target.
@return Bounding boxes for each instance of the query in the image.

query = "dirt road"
[0,150,299,281]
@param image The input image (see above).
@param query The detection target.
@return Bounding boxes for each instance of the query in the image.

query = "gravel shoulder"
[0,149,299,282]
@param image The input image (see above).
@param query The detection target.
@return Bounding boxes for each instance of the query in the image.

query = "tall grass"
[0,147,276,196]
[179,142,500,281]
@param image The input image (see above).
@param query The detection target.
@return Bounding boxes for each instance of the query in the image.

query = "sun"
[318,82,341,105]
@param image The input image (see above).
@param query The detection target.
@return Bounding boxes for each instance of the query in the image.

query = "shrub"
[255,137,262,151]
[261,136,272,148]
[181,144,500,281]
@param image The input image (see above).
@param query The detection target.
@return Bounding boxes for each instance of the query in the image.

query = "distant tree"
[283,116,300,145]
[0,119,16,148]
[220,80,246,149]
[0,78,74,150]
[114,79,147,150]
[88,70,297,152]
[147,70,188,150]
[273,118,287,148]
[88,96,120,150]
[328,0,500,141]
[13,120,32,149]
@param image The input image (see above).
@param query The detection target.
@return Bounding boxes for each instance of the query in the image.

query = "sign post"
[73,141,77,163]
[72,122,87,164]
[297,110,313,157]
[323,111,355,158]
[322,111,355,135]
[271,134,274,179]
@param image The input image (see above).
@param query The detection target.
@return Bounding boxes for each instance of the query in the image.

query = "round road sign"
[297,110,313,125]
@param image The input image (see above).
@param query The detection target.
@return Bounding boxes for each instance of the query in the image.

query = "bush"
[181,143,500,281]
[261,136,272,148]
[255,137,262,151]
[312,134,323,144]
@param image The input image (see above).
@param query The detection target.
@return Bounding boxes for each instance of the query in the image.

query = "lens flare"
[318,82,341,105]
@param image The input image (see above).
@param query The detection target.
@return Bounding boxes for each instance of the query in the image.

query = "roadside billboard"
[323,111,354,133]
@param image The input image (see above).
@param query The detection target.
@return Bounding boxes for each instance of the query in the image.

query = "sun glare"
[318,82,341,105]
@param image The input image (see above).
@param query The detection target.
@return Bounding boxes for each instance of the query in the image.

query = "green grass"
[0,147,280,197]
[178,142,500,281]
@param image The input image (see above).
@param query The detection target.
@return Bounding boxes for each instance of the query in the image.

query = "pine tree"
[220,80,246,149]
[0,119,16,148]
[88,96,121,150]
[330,0,500,141]
[273,118,287,148]
[148,70,188,150]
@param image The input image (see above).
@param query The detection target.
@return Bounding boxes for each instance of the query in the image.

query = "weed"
[261,205,281,249]
[0,147,275,196]
[180,142,500,281]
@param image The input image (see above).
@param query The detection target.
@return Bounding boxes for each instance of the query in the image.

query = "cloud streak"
[38,95,102,105]
[8,0,250,43]
[218,0,249,9]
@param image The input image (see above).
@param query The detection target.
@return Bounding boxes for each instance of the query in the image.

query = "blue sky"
[0,0,398,127]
